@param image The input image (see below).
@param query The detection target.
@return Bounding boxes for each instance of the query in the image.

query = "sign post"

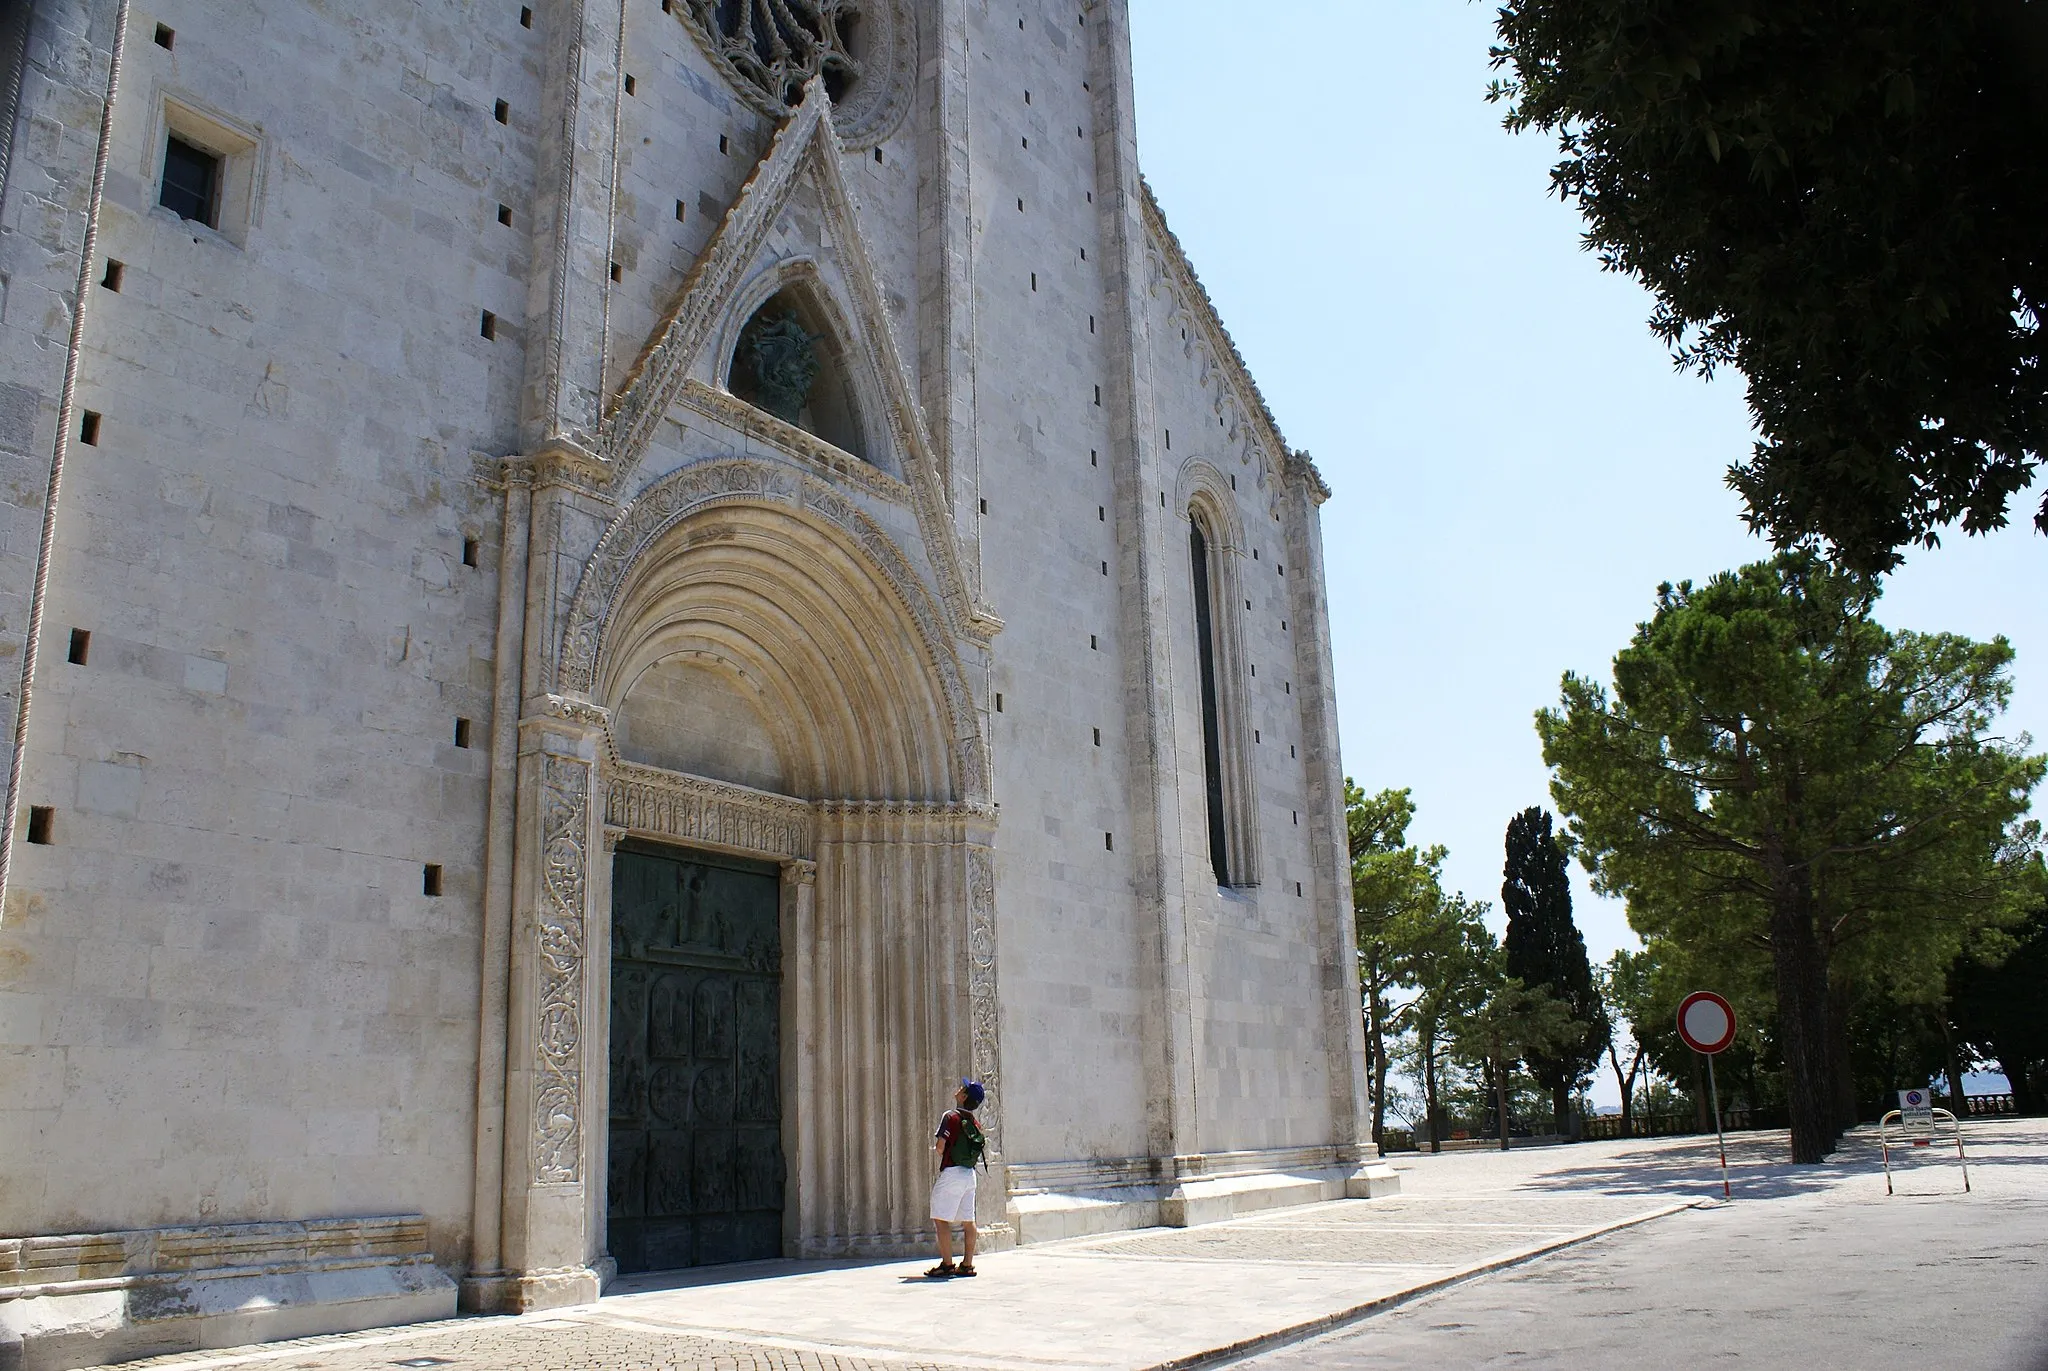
[1677,991,1738,1199]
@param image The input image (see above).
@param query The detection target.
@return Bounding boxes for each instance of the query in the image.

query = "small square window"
[610,261,623,282]
[675,198,687,221]
[101,259,125,291]
[480,310,498,339]
[1090,449,1097,466]
[79,411,101,446]
[994,693,1004,713]
[497,203,513,226]
[624,74,637,96]
[454,718,473,748]
[67,629,90,665]
[154,23,175,48]
[423,863,444,897]
[462,536,481,567]
[520,5,533,26]
[1104,832,1113,851]
[156,100,261,244]
[719,134,730,154]
[26,806,53,846]
[874,146,883,163]
[1092,727,1100,746]
[978,498,988,515]
[494,99,510,124]
[1090,634,1098,650]
[159,135,221,226]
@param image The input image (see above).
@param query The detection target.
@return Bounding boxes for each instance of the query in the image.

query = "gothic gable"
[601,78,1000,644]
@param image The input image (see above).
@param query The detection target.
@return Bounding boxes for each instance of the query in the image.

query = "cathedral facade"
[0,0,1391,1363]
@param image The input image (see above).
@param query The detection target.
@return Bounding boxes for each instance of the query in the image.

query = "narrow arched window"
[1190,518,1232,885]
[1186,500,1260,889]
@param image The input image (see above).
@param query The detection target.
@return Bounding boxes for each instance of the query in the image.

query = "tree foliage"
[1450,934,1583,1149]
[1489,0,2048,571]
[1502,807,1610,1131]
[1538,552,2044,1161]
[1348,781,1449,1147]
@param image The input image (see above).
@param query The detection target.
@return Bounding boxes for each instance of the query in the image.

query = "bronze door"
[608,844,784,1272]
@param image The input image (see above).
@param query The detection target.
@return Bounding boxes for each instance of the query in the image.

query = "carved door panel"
[608,844,783,1272]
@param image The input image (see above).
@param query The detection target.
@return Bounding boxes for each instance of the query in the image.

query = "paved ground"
[108,1120,2045,1371]
[1235,1119,2048,1371]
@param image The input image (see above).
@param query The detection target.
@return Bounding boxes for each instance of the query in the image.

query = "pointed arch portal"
[496,460,1001,1293]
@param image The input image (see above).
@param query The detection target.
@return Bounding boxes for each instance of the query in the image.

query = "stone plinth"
[0,1216,456,1371]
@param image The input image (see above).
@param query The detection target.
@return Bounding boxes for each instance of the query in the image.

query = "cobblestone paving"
[111,1317,975,1371]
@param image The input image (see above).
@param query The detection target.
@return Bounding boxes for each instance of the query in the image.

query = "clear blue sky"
[1128,0,2046,1016]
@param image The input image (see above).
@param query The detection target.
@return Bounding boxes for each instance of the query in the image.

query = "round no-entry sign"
[1677,991,1738,1055]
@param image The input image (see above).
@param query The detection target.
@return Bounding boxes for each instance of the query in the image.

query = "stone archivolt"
[556,455,987,806]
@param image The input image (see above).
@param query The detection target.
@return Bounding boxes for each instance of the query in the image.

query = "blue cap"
[960,1078,985,1108]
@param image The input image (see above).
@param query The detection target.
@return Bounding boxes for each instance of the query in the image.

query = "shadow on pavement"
[605,1254,898,1298]
[1503,1126,2038,1201]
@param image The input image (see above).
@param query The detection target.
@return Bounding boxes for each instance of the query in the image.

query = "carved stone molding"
[526,693,613,733]
[679,378,908,503]
[1284,448,1333,505]
[533,756,590,1186]
[604,761,815,862]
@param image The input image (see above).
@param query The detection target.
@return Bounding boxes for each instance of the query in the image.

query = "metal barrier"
[1878,1107,1970,1195]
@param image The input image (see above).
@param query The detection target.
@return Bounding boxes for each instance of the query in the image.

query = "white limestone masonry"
[0,1,1395,1364]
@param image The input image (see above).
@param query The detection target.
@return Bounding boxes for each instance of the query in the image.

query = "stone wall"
[0,4,1382,1355]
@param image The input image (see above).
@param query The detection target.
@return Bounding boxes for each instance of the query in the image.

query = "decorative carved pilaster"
[965,844,1001,1143]
[533,755,590,1186]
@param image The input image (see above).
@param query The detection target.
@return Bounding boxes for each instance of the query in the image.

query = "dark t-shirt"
[934,1108,978,1169]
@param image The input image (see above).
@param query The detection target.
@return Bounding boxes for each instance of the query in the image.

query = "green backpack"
[947,1110,987,1170]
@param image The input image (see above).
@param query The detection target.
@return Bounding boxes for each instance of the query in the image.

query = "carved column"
[780,857,818,1256]
[493,696,609,1309]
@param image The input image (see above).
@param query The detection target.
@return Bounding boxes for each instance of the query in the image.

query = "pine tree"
[1502,807,1608,1134]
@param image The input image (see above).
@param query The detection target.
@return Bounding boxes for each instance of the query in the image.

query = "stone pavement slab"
[104,1148,1702,1371]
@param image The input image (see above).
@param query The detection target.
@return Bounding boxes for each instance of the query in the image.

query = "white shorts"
[930,1165,978,1223]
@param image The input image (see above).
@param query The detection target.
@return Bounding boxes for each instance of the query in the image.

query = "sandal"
[924,1262,956,1279]
[953,1264,977,1277]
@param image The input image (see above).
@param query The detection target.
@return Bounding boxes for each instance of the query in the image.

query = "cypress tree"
[1502,807,1608,1134]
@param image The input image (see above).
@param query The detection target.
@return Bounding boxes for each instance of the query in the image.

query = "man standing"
[926,1079,986,1278]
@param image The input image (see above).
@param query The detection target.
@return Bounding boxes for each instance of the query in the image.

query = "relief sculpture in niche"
[535,756,590,1185]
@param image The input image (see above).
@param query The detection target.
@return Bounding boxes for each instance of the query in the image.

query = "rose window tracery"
[689,0,863,107]
[679,0,911,147]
